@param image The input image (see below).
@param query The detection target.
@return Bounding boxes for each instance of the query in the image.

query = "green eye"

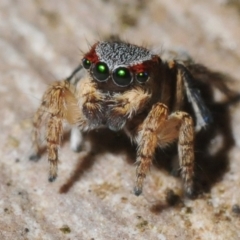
[92,62,109,81]
[136,72,149,83]
[113,67,132,87]
[82,58,92,69]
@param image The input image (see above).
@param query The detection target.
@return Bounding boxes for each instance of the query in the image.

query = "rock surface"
[1,0,240,239]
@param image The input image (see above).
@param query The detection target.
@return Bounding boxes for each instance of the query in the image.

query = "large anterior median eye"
[136,72,149,83]
[113,67,132,87]
[92,62,109,82]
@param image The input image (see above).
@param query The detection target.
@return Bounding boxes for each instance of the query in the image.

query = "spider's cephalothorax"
[80,41,164,132]
[31,40,212,197]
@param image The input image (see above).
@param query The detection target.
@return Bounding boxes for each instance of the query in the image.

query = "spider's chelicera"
[31,40,213,197]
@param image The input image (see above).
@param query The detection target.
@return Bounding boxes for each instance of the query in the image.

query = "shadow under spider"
[59,129,136,194]
[187,65,239,194]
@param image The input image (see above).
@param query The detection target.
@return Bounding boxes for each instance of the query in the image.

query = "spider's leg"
[30,100,47,161]
[70,126,83,152]
[156,110,195,197]
[133,103,194,197]
[66,64,85,86]
[178,63,212,130]
[167,111,195,197]
[134,103,168,196]
[31,80,80,181]
[168,61,212,130]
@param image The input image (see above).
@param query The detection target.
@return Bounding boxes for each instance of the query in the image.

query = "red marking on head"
[129,63,147,73]
[84,43,99,63]
[129,55,161,73]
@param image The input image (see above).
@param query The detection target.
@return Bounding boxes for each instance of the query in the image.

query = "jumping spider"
[31,40,213,197]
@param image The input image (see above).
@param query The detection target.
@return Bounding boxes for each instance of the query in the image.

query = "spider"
[30,39,213,197]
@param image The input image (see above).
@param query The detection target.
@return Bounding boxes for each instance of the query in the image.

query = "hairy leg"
[31,80,81,181]
[134,103,168,196]
[158,111,195,197]
[132,103,194,196]
[175,112,195,196]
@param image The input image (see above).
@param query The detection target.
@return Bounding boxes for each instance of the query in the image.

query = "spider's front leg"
[134,103,195,197]
[134,103,168,196]
[31,80,81,181]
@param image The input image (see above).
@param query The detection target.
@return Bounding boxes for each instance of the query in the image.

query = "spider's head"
[82,41,160,91]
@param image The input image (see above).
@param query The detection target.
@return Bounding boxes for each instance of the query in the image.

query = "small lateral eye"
[92,62,109,82]
[82,58,92,69]
[136,72,149,83]
[113,67,132,87]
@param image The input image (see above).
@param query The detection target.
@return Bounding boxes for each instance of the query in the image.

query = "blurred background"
[0,0,240,239]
